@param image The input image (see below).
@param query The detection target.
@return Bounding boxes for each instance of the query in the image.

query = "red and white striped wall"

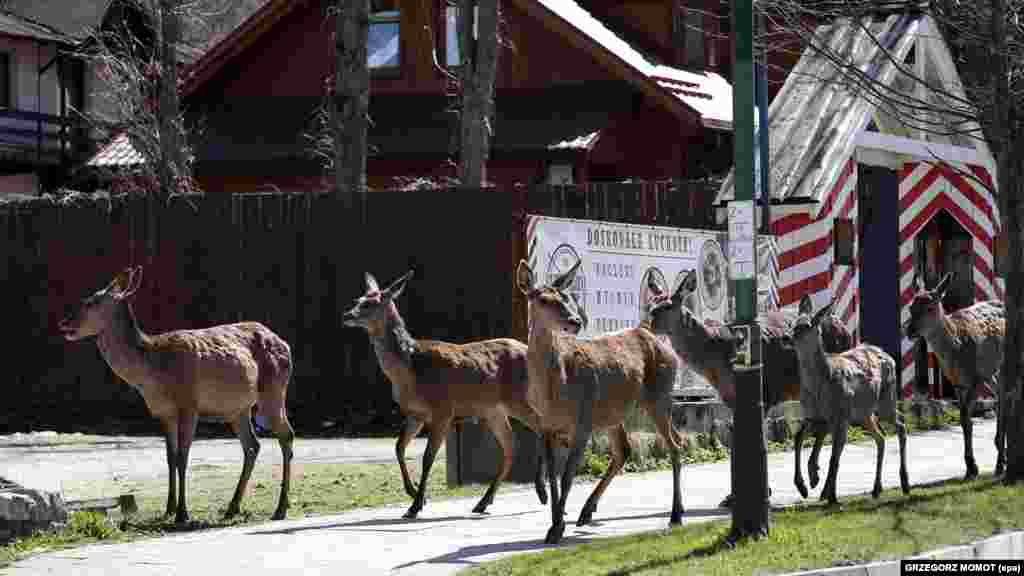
[771,158,860,340]
[898,161,1003,396]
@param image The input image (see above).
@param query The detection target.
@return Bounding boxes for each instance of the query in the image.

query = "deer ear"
[933,272,953,299]
[647,272,665,298]
[798,294,813,316]
[384,270,414,300]
[108,267,134,295]
[364,272,380,293]
[551,257,581,291]
[120,266,143,298]
[675,269,698,300]
[515,260,535,295]
[812,301,834,326]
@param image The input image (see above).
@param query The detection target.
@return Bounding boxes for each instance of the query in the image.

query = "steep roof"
[714,13,996,216]
[0,9,75,44]
[180,0,733,130]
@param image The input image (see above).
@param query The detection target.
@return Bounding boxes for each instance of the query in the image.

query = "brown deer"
[781,297,910,504]
[341,270,547,519]
[644,272,854,507]
[904,272,1005,479]
[58,266,295,523]
[516,258,687,545]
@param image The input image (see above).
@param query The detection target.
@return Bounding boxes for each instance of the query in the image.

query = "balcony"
[0,108,88,170]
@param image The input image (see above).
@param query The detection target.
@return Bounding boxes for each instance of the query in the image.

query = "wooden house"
[145,0,740,192]
[715,13,1002,400]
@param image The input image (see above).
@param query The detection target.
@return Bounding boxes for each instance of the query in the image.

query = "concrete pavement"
[2,419,1000,576]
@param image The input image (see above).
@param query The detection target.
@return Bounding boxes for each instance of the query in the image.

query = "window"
[0,53,10,108]
[834,218,855,265]
[445,5,478,67]
[369,1,400,69]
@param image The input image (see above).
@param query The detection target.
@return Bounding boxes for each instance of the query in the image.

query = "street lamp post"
[727,0,771,542]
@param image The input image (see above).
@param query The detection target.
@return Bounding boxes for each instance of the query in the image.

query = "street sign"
[728,200,756,281]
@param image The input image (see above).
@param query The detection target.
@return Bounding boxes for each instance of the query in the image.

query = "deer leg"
[893,410,910,494]
[793,419,809,499]
[958,386,979,479]
[225,411,261,519]
[653,402,685,525]
[174,411,199,525]
[161,420,179,517]
[577,423,629,526]
[543,433,564,544]
[863,415,885,499]
[808,420,828,489]
[473,414,515,514]
[821,420,848,506]
[405,419,451,520]
[396,416,424,499]
[534,432,548,506]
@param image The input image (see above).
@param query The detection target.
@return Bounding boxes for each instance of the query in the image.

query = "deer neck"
[526,318,570,395]
[96,300,151,392]
[795,335,832,397]
[367,304,417,404]
[920,314,958,366]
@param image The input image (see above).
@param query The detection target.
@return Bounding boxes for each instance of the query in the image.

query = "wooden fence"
[0,180,719,436]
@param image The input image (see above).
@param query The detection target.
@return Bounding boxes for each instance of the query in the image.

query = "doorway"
[857,165,901,364]
[913,209,973,399]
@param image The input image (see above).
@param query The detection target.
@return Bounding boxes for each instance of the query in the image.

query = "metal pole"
[727,0,770,543]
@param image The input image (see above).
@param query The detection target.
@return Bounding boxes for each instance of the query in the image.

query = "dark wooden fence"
[0,180,719,436]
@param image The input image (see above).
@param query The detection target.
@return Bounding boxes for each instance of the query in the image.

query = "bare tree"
[76,0,211,200]
[455,0,500,187]
[753,0,1024,481]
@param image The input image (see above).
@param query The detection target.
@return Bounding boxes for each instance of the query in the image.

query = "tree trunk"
[158,0,184,200]
[1004,129,1024,482]
[458,0,499,187]
[335,0,369,221]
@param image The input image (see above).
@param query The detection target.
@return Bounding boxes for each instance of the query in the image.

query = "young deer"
[782,297,910,505]
[516,258,686,545]
[58,266,295,523]
[644,272,854,507]
[342,270,547,519]
[904,272,1005,478]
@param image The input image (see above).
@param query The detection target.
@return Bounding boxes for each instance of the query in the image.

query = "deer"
[58,266,295,523]
[644,272,854,507]
[904,272,1006,479]
[341,270,548,519]
[515,257,690,545]
[780,296,910,505]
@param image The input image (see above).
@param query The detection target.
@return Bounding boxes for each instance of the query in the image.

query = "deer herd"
[57,260,1007,545]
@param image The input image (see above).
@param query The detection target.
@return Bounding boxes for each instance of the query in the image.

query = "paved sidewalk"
[2,420,999,576]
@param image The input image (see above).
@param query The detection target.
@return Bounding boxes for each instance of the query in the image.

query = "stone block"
[0,484,68,542]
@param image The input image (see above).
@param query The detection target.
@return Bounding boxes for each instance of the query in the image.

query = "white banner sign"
[526,215,780,396]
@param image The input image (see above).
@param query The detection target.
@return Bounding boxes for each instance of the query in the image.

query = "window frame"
[444,4,479,68]
[0,52,12,109]
[368,8,401,75]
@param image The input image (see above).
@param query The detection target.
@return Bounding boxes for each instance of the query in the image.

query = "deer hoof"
[965,468,979,481]
[535,484,548,506]
[174,512,191,526]
[403,505,421,520]
[794,481,808,499]
[224,506,240,520]
[719,493,735,508]
[995,463,1005,477]
[471,501,490,514]
[271,507,288,521]
[809,471,820,489]
[544,522,566,545]
[576,508,594,527]
[669,509,684,525]
[871,486,882,499]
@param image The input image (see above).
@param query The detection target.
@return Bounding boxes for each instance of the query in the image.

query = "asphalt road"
[0,419,1000,576]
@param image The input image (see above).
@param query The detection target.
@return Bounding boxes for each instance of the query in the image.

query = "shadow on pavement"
[246,511,536,536]
[391,535,591,571]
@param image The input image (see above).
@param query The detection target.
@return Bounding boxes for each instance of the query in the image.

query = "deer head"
[645,269,738,405]
[58,266,143,341]
[342,270,414,333]
[904,272,952,340]
[780,294,835,352]
[516,258,587,335]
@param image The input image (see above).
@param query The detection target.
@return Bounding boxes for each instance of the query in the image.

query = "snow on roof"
[85,133,145,168]
[535,0,732,130]
[715,13,922,210]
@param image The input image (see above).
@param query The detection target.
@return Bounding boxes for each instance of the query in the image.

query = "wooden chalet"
[145,0,742,192]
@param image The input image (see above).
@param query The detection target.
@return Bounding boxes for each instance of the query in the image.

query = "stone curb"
[781,531,1024,575]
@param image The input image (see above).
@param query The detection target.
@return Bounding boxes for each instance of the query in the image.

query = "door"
[857,165,901,364]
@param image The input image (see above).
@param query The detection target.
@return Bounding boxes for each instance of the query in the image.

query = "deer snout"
[58,315,78,340]
[903,319,916,338]
[341,311,358,327]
